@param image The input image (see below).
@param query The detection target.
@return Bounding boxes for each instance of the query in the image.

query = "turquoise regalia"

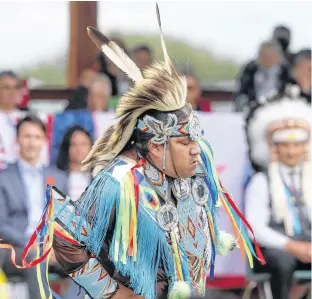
[20,137,264,299]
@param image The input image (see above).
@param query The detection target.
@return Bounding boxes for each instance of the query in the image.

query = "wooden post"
[67,1,98,87]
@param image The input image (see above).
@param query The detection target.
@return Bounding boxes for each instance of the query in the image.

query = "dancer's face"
[148,136,201,179]
[276,142,306,167]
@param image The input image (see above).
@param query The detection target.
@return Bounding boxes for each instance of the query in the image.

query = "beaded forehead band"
[137,110,203,145]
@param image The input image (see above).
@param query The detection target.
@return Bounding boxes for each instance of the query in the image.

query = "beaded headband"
[137,110,203,145]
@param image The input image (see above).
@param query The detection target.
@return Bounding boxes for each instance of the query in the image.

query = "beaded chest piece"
[144,160,211,259]
[173,177,209,257]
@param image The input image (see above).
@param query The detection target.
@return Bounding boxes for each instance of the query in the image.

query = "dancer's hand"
[113,284,144,299]
[285,240,312,263]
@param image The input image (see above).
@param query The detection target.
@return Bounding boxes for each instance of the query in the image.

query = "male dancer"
[0,4,264,299]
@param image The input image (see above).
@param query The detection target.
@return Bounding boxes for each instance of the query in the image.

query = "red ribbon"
[54,229,80,246]
[128,158,146,256]
[130,158,146,213]
[0,212,52,269]
[220,181,266,265]
[0,190,55,269]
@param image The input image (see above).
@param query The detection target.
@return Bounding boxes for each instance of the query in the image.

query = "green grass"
[121,34,239,82]
[20,34,238,86]
[21,63,67,86]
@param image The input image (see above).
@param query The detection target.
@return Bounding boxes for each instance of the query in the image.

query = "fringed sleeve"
[51,171,121,298]
[53,167,170,299]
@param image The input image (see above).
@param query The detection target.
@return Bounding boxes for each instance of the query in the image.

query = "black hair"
[273,25,290,34]
[126,105,192,157]
[56,125,93,172]
[16,115,46,136]
[132,45,153,56]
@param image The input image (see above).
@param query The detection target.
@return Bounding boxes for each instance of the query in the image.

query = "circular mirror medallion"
[172,178,190,201]
[191,177,209,206]
[157,204,179,232]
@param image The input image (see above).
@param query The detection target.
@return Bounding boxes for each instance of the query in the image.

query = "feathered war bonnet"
[246,85,312,170]
[82,4,188,175]
[246,85,312,236]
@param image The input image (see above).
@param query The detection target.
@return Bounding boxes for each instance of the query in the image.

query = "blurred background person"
[245,91,312,299]
[179,65,212,112]
[288,49,311,103]
[87,74,112,111]
[65,73,112,112]
[56,125,92,201]
[0,115,68,299]
[131,44,154,70]
[94,36,130,96]
[234,40,289,112]
[0,71,23,112]
[65,68,97,111]
[272,25,294,65]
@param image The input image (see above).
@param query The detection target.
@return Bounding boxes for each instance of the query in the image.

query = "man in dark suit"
[0,115,68,299]
[234,40,290,112]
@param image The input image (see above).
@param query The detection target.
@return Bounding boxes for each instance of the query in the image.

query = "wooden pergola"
[68,1,98,88]
[29,1,233,103]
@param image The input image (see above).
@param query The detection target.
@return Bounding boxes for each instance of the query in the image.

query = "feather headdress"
[83,4,187,175]
[246,85,312,235]
[246,85,312,169]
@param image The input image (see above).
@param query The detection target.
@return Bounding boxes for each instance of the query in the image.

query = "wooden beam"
[68,1,98,88]
[29,88,234,102]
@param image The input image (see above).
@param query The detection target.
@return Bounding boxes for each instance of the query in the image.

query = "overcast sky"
[0,0,311,70]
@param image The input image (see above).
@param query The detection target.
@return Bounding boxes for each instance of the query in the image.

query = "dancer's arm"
[53,235,118,298]
[51,171,144,298]
[53,234,144,299]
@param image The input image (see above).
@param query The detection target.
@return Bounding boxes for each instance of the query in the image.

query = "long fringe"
[74,165,175,299]
[75,172,119,256]
[109,205,175,299]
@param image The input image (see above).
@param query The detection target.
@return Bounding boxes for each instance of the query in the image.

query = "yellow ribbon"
[0,268,8,299]
[36,191,55,299]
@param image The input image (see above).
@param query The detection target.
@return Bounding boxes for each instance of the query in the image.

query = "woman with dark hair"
[56,125,92,200]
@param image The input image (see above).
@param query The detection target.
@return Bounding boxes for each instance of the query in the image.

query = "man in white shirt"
[0,115,68,299]
[245,86,312,299]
